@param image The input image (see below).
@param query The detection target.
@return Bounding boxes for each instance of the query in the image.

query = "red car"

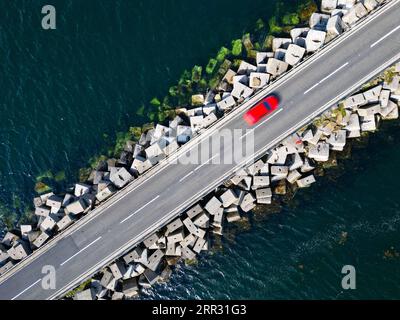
[243,95,279,125]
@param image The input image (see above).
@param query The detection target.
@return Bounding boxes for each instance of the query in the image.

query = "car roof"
[250,102,268,118]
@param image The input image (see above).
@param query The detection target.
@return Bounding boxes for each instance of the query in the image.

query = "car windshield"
[263,101,271,111]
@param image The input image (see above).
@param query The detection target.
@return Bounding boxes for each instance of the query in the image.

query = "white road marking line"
[60,236,102,266]
[239,129,254,140]
[194,153,220,171]
[371,25,400,47]
[303,82,319,94]
[187,108,281,169]
[11,278,42,300]
[179,171,194,182]
[304,62,349,94]
[119,195,160,224]
[254,108,283,129]
[319,62,349,83]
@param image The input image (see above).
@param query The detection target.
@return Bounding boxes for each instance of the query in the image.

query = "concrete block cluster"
[74,204,213,299]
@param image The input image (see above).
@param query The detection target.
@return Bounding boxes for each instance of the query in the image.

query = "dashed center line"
[370,25,400,48]
[320,62,349,83]
[60,236,102,266]
[239,129,254,140]
[119,196,160,224]
[11,278,42,300]
[194,153,220,172]
[254,108,283,129]
[179,171,194,182]
[303,62,349,94]
[303,83,319,95]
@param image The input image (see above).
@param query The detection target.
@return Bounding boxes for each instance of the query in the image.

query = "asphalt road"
[1,0,400,300]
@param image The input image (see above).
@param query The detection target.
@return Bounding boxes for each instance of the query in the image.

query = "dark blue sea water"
[0,0,399,299]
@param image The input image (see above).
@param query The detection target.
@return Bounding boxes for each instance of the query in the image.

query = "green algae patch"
[268,16,283,34]
[109,124,147,157]
[337,104,346,117]
[113,131,132,156]
[161,96,172,110]
[54,171,66,182]
[0,204,17,231]
[253,42,262,51]
[150,97,161,107]
[209,59,232,89]
[34,169,65,194]
[142,122,155,133]
[247,49,258,60]
[129,126,142,140]
[198,78,208,92]
[168,85,179,97]
[206,58,218,75]
[88,154,108,169]
[191,94,205,106]
[208,77,220,90]
[384,69,396,83]
[18,206,35,226]
[232,59,243,70]
[216,46,230,62]
[242,33,254,52]
[184,258,198,266]
[36,170,53,182]
[262,34,274,51]
[157,110,170,122]
[178,69,192,85]
[191,65,203,82]
[136,104,145,116]
[219,59,232,74]
[231,39,243,56]
[65,279,92,299]
[298,0,318,23]
[282,12,300,26]
[147,110,157,122]
[312,116,327,128]
[255,18,265,31]
[34,181,52,194]
[78,167,92,183]
[322,152,338,169]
